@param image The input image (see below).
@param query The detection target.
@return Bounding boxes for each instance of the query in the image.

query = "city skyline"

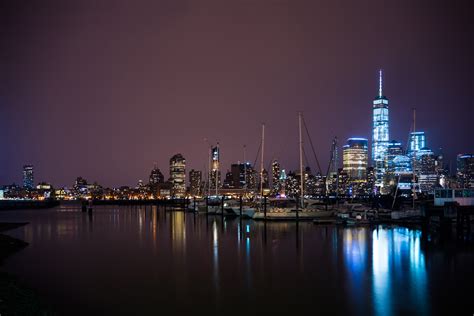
[1,1,473,187]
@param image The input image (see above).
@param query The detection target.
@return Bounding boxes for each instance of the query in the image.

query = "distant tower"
[210,144,221,192]
[169,154,186,197]
[23,165,34,189]
[342,138,368,181]
[372,70,390,188]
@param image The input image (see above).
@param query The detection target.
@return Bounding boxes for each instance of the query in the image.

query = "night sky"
[1,0,473,187]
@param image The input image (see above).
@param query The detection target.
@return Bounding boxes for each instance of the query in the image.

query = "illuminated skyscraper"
[418,148,437,192]
[189,169,202,196]
[342,138,368,181]
[271,160,281,195]
[383,140,404,191]
[210,144,221,190]
[149,166,164,186]
[23,165,34,189]
[371,70,389,187]
[457,154,474,188]
[169,154,186,197]
[279,169,287,197]
[408,132,426,154]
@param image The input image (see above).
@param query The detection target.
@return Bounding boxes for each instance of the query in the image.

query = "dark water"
[1,205,473,315]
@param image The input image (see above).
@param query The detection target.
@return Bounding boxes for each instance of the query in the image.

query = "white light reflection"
[212,220,219,291]
[371,227,428,315]
[372,228,392,316]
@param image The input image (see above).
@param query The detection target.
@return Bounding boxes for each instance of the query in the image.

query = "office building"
[343,138,368,181]
[271,160,281,195]
[210,145,221,190]
[149,166,164,186]
[371,70,390,187]
[408,132,426,155]
[170,154,186,197]
[457,154,474,188]
[189,169,202,196]
[23,165,34,189]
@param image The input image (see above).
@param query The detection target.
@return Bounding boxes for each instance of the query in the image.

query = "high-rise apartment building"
[23,165,34,189]
[343,138,368,181]
[170,154,186,197]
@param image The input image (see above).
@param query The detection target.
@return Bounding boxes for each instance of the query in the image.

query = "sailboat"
[253,113,333,220]
[391,108,422,219]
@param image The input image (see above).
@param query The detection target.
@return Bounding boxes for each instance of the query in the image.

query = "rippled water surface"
[1,205,473,315]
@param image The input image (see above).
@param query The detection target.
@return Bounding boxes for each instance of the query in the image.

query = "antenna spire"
[379,69,383,98]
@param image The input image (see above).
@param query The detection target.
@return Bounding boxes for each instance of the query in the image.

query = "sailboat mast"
[215,142,219,196]
[260,124,265,198]
[207,141,211,196]
[243,144,247,194]
[299,112,304,208]
[412,108,416,210]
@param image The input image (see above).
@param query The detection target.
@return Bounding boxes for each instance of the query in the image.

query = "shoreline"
[0,222,54,315]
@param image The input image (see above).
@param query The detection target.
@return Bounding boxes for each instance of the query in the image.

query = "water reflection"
[171,211,186,255]
[1,207,468,315]
[372,228,393,316]
[370,226,428,316]
[212,219,219,292]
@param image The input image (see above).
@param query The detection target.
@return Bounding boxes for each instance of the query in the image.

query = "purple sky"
[1,0,473,187]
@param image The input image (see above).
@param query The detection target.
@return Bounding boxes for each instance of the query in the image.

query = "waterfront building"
[23,165,34,189]
[189,169,202,196]
[371,70,390,188]
[170,154,186,197]
[342,138,368,181]
[457,154,474,188]
[73,176,88,196]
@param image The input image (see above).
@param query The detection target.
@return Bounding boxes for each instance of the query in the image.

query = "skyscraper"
[210,144,221,191]
[383,140,404,191]
[418,148,437,192]
[343,138,368,181]
[408,132,426,154]
[169,154,186,197]
[149,166,164,186]
[371,70,389,187]
[271,160,281,195]
[457,154,474,188]
[189,169,202,196]
[23,165,34,189]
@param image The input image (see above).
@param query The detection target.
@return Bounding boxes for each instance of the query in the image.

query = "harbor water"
[1,205,473,315]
